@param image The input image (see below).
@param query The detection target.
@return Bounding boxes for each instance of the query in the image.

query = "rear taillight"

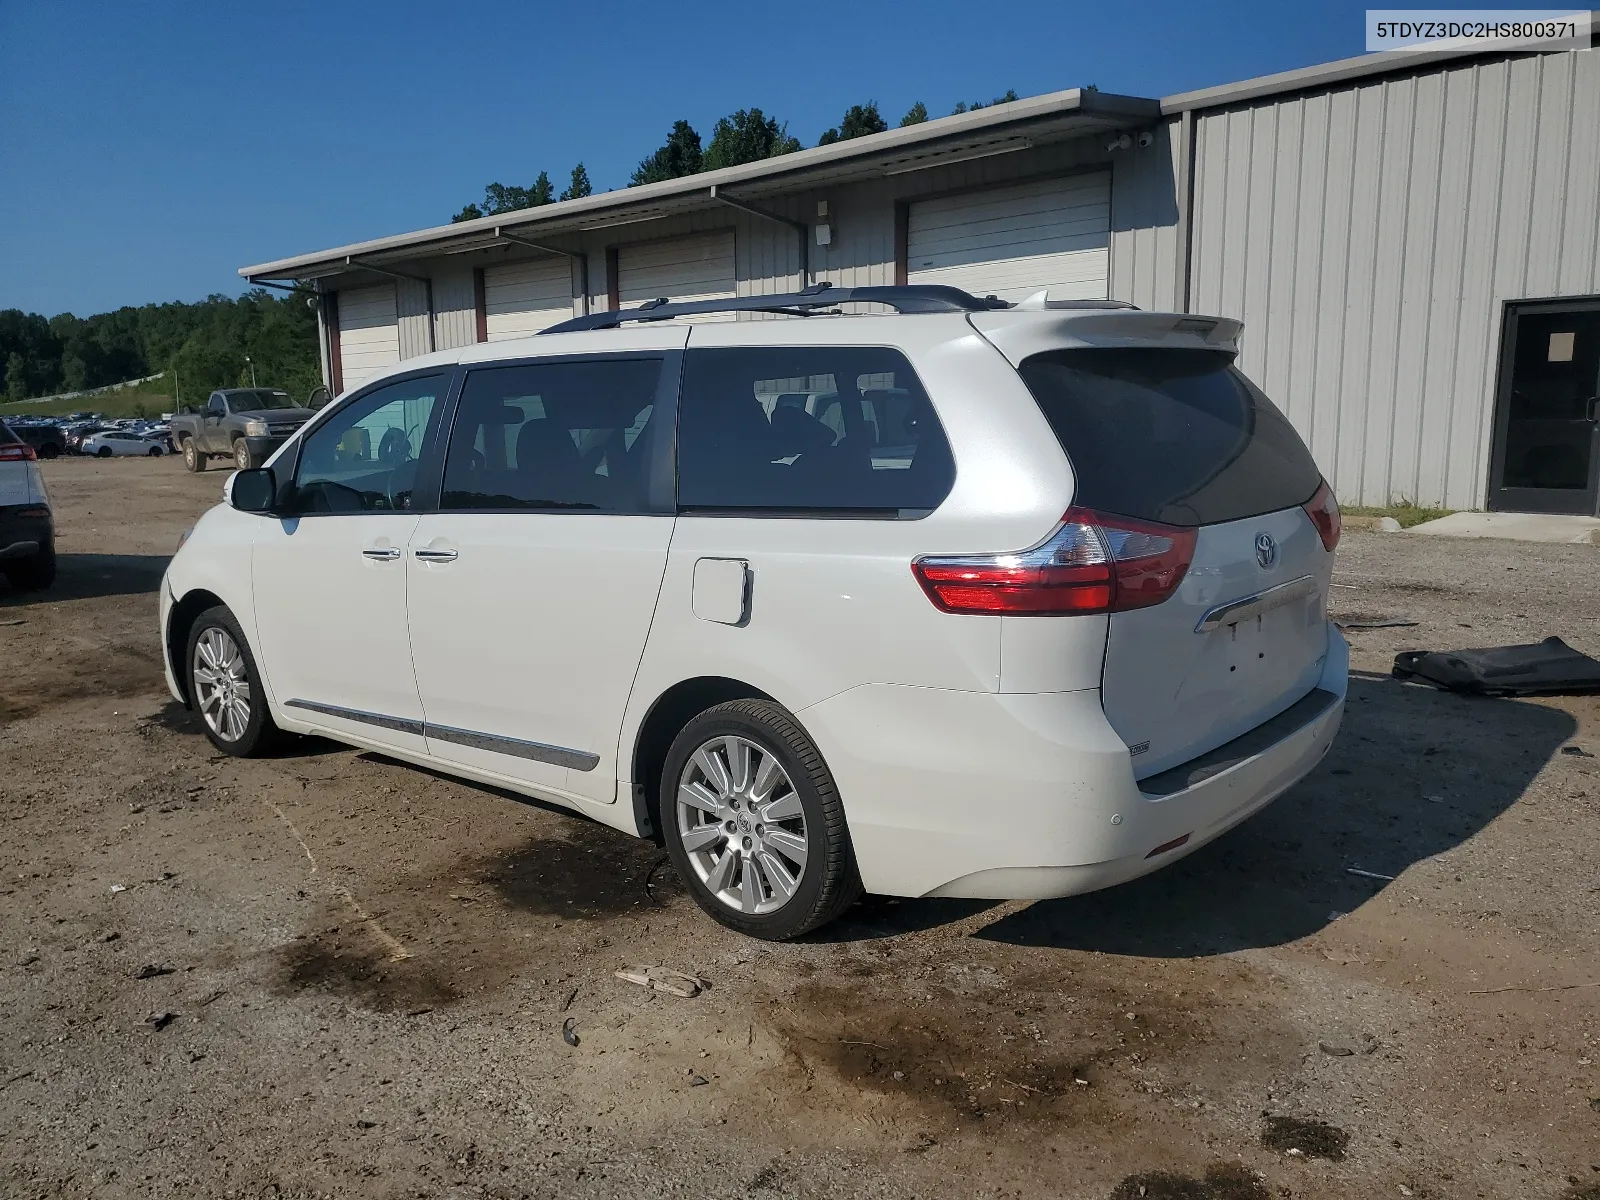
[0,444,36,462]
[1303,480,1340,552]
[912,507,1196,616]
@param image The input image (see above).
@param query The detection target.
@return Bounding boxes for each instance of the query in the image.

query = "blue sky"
[1,0,1379,317]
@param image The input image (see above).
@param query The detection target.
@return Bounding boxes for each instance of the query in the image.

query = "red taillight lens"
[1303,480,1340,552]
[912,507,1196,616]
[0,443,35,462]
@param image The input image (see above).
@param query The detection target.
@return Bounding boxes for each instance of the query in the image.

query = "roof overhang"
[1160,44,1550,114]
[240,87,1160,284]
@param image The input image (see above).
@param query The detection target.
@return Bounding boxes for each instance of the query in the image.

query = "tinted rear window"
[1016,348,1321,527]
[677,346,955,516]
[0,422,16,444]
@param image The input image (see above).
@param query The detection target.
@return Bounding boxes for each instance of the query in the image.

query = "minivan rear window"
[1016,348,1321,527]
[677,346,955,516]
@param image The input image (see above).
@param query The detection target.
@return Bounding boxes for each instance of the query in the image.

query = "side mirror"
[307,385,331,410]
[230,467,278,513]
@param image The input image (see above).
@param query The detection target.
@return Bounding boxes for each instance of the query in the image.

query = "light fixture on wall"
[815,200,832,247]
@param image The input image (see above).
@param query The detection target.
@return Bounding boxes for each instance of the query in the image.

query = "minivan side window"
[675,346,955,516]
[290,375,444,514]
[440,357,667,514]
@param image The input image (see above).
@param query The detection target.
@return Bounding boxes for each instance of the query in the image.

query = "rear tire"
[185,605,282,757]
[660,699,861,940]
[233,440,254,471]
[39,444,59,459]
[183,439,206,472]
[2,541,56,592]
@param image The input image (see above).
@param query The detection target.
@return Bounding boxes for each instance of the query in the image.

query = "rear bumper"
[799,621,1348,899]
[0,506,52,560]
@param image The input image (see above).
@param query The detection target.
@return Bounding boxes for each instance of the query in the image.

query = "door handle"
[413,547,458,562]
[362,546,402,560]
[1585,396,1598,423]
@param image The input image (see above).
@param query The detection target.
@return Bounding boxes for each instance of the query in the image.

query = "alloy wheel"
[192,627,251,743]
[675,735,808,915]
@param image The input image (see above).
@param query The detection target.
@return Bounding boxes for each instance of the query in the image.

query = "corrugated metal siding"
[1109,120,1182,311]
[1189,51,1600,509]
[396,279,432,360]
[431,264,477,350]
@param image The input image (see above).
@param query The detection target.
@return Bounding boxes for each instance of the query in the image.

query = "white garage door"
[617,231,735,319]
[484,257,574,339]
[907,172,1110,303]
[337,284,400,392]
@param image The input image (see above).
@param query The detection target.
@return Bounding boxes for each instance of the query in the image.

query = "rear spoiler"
[969,310,1243,366]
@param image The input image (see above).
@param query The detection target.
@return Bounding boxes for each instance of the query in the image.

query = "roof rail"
[539,282,1011,334]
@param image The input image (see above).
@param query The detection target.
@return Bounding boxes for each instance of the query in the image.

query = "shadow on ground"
[974,673,1575,956]
[0,553,168,605]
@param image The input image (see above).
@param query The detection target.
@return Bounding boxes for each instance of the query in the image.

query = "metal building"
[242,43,1600,516]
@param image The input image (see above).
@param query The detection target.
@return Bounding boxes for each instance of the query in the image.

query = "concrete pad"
[1405,510,1600,544]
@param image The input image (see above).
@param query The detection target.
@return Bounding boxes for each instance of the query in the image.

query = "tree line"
[452,92,1018,221]
[1,291,322,407]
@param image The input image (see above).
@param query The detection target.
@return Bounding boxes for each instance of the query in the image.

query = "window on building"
[440,357,666,513]
[675,346,955,516]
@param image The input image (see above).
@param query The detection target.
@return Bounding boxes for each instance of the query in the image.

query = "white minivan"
[160,285,1345,939]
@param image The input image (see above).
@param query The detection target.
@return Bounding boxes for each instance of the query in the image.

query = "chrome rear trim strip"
[284,700,600,771]
[423,722,600,771]
[1194,574,1318,633]
[285,698,425,736]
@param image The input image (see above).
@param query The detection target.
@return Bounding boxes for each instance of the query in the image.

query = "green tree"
[818,101,888,145]
[899,101,928,127]
[631,120,703,185]
[953,89,1019,115]
[702,108,802,171]
[451,202,484,223]
[560,163,592,201]
[4,352,26,402]
[529,170,554,206]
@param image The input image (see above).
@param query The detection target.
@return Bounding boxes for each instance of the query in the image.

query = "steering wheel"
[378,427,411,466]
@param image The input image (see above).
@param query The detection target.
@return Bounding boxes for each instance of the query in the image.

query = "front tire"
[97,446,113,458]
[185,606,282,756]
[148,445,163,457]
[661,699,860,940]
[182,439,206,472]
[233,440,253,471]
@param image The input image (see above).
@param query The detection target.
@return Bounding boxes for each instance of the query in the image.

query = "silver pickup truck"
[169,388,319,472]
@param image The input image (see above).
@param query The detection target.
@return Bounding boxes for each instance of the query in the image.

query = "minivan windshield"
[1016,348,1321,527]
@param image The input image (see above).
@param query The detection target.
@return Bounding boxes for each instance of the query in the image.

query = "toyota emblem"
[1254,532,1278,569]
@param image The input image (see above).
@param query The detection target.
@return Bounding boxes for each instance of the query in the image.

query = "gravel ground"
[2,456,1597,1200]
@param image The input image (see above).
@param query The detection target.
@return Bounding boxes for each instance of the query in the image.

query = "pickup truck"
[170,388,317,472]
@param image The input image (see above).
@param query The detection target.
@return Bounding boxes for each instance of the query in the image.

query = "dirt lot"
[2,455,1597,1200]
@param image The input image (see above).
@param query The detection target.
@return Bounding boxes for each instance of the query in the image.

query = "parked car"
[160,285,1346,940]
[22,424,65,459]
[64,422,114,453]
[80,429,170,457]
[0,420,55,591]
[169,388,317,472]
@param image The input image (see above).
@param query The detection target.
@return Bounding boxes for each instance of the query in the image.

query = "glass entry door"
[1488,299,1600,515]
